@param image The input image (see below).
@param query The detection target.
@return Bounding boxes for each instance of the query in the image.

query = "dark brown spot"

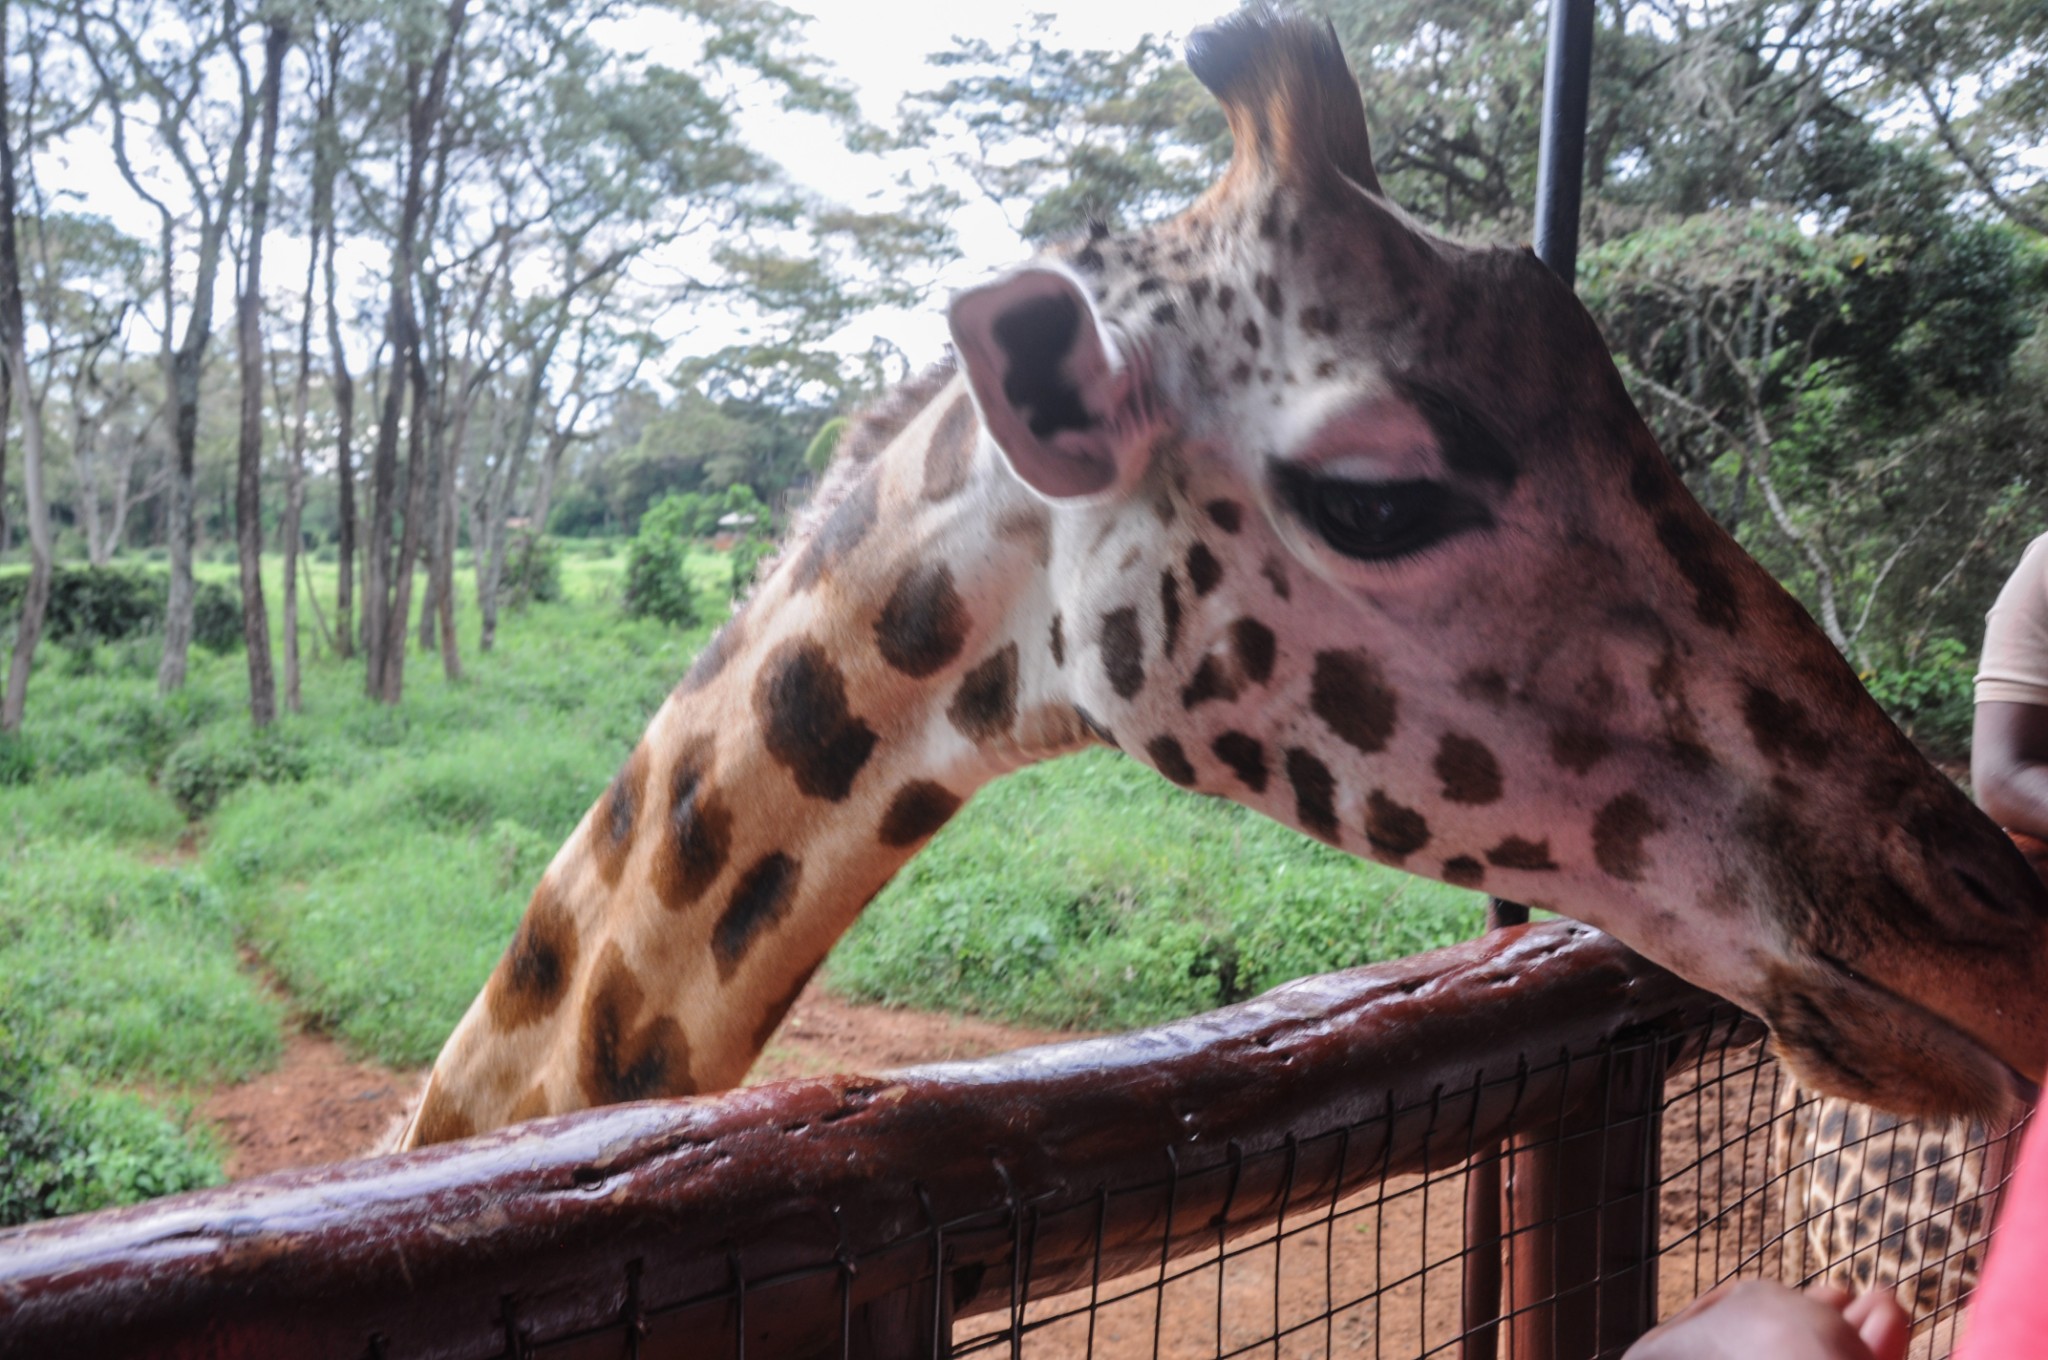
[1099,607,1146,699]
[592,747,648,886]
[1159,572,1183,657]
[1442,856,1486,888]
[1186,543,1223,596]
[1285,748,1338,843]
[580,942,692,1105]
[1459,668,1510,706]
[1181,656,1238,710]
[1241,318,1262,349]
[1049,612,1065,667]
[1549,725,1611,775]
[1742,684,1830,769]
[1365,790,1430,862]
[1150,301,1180,328]
[1217,284,1237,313]
[948,643,1019,742]
[1230,360,1252,385]
[751,962,821,1053]
[1260,556,1291,599]
[1311,650,1399,755]
[715,852,802,976]
[1299,305,1339,336]
[1206,499,1244,533]
[1487,836,1560,871]
[654,738,733,909]
[1231,617,1276,684]
[1211,731,1267,792]
[996,505,1052,567]
[756,640,878,801]
[1434,733,1502,805]
[486,881,580,1030]
[880,780,963,847]
[1592,792,1663,882]
[875,562,970,678]
[790,473,880,591]
[1189,278,1211,308]
[923,393,977,501]
[1656,511,1741,633]
[1146,735,1197,786]
[1254,272,1282,316]
[679,614,746,695]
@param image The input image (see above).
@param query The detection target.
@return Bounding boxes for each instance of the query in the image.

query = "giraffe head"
[946,11,2048,1118]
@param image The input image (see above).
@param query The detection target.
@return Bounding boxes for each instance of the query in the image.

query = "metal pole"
[1532,0,1597,284]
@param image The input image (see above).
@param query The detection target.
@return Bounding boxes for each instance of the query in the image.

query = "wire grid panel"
[905,1025,2022,1360]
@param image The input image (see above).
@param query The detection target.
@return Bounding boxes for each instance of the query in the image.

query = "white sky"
[700,0,1227,370]
[33,2,1228,398]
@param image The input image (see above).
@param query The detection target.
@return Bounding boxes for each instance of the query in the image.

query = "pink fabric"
[1956,1105,2048,1358]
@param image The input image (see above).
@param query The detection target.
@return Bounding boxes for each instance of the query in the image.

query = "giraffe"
[1776,832,2048,1320]
[396,9,2048,1150]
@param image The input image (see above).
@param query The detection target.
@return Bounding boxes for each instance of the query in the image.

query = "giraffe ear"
[948,265,1151,501]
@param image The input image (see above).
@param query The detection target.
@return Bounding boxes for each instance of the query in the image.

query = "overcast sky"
[704,0,1227,369]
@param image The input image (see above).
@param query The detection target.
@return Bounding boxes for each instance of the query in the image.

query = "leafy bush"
[0,566,159,646]
[730,536,774,597]
[622,494,704,627]
[0,1030,221,1227]
[192,581,242,653]
[503,533,563,607]
[162,728,311,818]
[548,483,611,537]
[1865,637,1978,762]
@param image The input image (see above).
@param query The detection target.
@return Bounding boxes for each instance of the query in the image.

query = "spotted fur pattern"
[1778,1090,2019,1319]
[393,10,2048,1151]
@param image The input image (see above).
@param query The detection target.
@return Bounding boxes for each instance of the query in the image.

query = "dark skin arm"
[1973,701,2048,839]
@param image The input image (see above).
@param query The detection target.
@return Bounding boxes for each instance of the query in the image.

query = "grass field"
[0,542,1480,1222]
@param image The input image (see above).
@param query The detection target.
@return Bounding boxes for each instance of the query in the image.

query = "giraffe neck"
[405,374,1088,1142]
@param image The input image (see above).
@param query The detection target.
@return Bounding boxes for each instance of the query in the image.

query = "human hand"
[1623,1280,1909,1360]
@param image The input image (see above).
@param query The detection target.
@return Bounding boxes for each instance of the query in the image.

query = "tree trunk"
[0,0,50,734]
[157,41,256,696]
[326,218,356,661]
[363,0,467,703]
[236,21,288,728]
[478,325,564,652]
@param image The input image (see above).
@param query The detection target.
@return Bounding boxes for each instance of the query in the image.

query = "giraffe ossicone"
[397,8,2048,1149]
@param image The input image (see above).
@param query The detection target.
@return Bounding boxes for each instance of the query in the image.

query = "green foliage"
[161,728,311,819]
[548,483,611,537]
[829,751,1483,1028]
[802,415,848,473]
[0,1030,222,1228]
[1865,639,1980,763]
[622,493,708,627]
[503,533,563,607]
[191,581,242,653]
[0,842,278,1085]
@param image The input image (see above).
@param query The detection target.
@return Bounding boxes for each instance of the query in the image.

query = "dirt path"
[200,979,1084,1179]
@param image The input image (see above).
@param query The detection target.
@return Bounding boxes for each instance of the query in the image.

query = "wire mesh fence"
[0,922,2025,1360]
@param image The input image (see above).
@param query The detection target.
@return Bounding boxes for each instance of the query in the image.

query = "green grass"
[0,540,1483,1219]
[832,750,1480,1029]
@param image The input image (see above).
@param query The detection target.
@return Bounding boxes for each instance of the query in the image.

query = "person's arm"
[1972,700,2048,838]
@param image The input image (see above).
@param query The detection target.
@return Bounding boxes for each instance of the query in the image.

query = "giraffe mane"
[746,356,961,598]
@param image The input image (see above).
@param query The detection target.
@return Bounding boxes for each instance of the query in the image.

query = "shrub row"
[0,566,239,651]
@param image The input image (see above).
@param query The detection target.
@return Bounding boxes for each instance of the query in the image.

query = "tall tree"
[0,0,51,734]
[82,0,259,694]
[233,18,288,726]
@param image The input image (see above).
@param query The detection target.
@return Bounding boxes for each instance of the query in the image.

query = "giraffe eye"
[1273,463,1491,562]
